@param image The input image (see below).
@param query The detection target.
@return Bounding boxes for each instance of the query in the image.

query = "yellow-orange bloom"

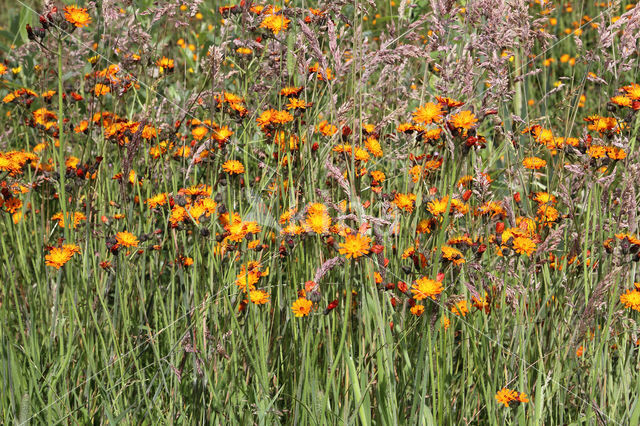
[621,289,640,311]
[522,156,546,169]
[250,290,270,305]
[45,245,80,269]
[411,277,443,300]
[291,297,313,317]
[222,160,245,175]
[260,14,290,35]
[513,236,536,255]
[412,102,444,125]
[495,388,529,407]
[448,110,478,130]
[338,233,371,259]
[393,193,417,212]
[115,231,139,248]
[64,5,92,28]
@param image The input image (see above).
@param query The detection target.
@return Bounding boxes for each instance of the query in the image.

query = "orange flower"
[260,14,290,35]
[222,160,245,175]
[448,110,478,131]
[495,388,529,407]
[621,289,640,311]
[393,193,417,212]
[115,231,139,248]
[410,304,425,316]
[338,233,371,259]
[94,83,110,97]
[412,102,444,125]
[450,300,468,316]
[513,236,536,255]
[51,211,87,229]
[291,297,313,317]
[522,157,546,169]
[45,245,80,269]
[250,290,270,305]
[411,277,443,300]
[156,56,175,72]
[64,5,92,28]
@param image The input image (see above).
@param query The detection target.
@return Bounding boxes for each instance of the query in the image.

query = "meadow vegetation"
[1,0,640,423]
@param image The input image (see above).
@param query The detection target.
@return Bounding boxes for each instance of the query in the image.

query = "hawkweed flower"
[226,221,248,242]
[411,277,443,300]
[472,293,490,313]
[610,95,632,107]
[441,245,465,265]
[410,304,425,316]
[620,288,640,311]
[303,210,331,234]
[260,13,290,35]
[412,102,444,125]
[45,244,80,269]
[339,233,371,259]
[427,196,449,216]
[495,388,517,407]
[235,269,260,292]
[291,297,313,317]
[236,47,252,55]
[393,193,417,212]
[533,192,556,205]
[281,86,303,96]
[522,157,546,169]
[316,120,338,136]
[495,388,529,407]
[64,5,92,28]
[249,290,270,305]
[94,83,110,97]
[448,110,478,131]
[286,97,310,110]
[441,316,451,330]
[222,160,245,175]
[537,205,559,227]
[146,193,168,209]
[156,56,175,73]
[450,300,469,316]
[115,231,139,248]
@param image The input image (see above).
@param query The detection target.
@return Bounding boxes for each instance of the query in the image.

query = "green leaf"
[18,6,30,45]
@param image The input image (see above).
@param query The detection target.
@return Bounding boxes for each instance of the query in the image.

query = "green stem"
[57,38,69,244]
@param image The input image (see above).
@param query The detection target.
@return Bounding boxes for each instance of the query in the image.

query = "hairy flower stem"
[57,37,70,243]
[513,47,524,118]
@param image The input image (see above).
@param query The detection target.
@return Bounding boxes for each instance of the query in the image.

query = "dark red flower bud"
[26,24,35,41]
[514,192,521,203]
[371,244,384,254]
[324,299,339,314]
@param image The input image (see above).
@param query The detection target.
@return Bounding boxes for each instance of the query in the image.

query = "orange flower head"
[338,233,371,259]
[115,231,139,248]
[412,102,445,125]
[411,277,443,300]
[222,160,245,175]
[64,5,92,28]
[291,297,313,317]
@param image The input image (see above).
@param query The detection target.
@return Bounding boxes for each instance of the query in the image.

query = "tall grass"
[1,0,639,424]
